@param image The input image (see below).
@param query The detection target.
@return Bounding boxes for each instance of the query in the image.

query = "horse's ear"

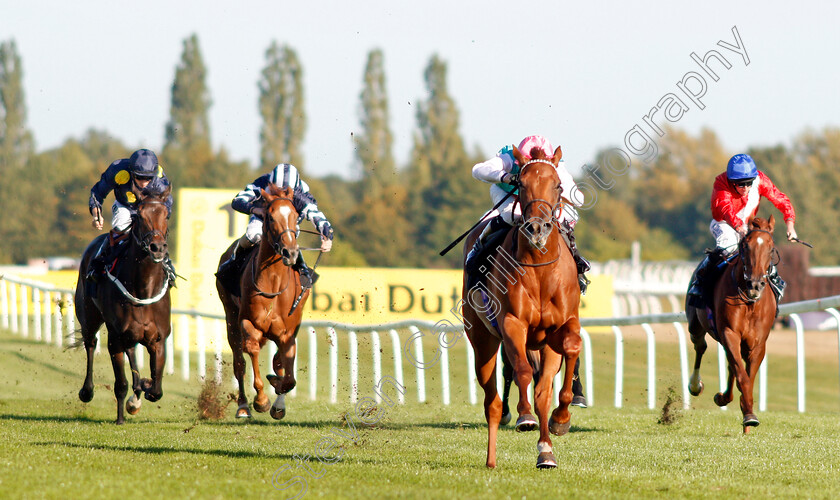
[161,183,172,200]
[512,145,527,166]
[768,214,775,232]
[552,145,563,164]
[750,217,761,230]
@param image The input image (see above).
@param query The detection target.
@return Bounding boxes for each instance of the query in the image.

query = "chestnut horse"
[463,145,582,469]
[75,184,173,424]
[685,215,779,432]
[217,184,307,420]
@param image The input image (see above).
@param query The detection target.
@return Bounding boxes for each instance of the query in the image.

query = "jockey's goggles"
[732,178,754,188]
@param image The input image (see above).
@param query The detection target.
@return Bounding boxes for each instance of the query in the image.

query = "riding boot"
[86,229,123,282]
[293,254,318,290]
[561,223,591,295]
[768,265,786,302]
[216,235,254,290]
[466,216,510,289]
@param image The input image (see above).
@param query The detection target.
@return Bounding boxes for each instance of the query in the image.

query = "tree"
[0,39,34,174]
[406,54,485,267]
[258,42,306,171]
[353,48,396,199]
[163,34,213,188]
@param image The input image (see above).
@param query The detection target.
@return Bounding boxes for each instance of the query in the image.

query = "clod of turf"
[197,379,234,420]
[658,385,684,425]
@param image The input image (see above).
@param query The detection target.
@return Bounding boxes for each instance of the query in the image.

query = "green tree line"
[0,36,837,268]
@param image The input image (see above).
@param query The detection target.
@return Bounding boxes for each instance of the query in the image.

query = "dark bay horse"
[685,215,779,432]
[463,145,582,469]
[75,184,173,424]
[217,184,307,420]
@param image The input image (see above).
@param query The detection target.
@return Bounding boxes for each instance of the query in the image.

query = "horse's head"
[258,184,299,266]
[131,184,171,263]
[512,144,564,250]
[739,215,778,301]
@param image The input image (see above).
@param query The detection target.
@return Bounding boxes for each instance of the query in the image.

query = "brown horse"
[217,184,307,419]
[685,215,779,432]
[75,184,173,424]
[463,145,582,469]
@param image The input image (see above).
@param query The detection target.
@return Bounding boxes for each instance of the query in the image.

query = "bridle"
[513,159,563,268]
[733,228,779,303]
[131,198,169,263]
[250,194,298,299]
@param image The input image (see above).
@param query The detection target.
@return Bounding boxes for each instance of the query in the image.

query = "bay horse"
[685,215,779,433]
[75,184,173,424]
[463,145,582,469]
[216,184,307,420]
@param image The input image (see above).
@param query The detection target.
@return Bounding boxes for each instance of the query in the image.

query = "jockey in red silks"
[465,135,591,294]
[687,153,798,306]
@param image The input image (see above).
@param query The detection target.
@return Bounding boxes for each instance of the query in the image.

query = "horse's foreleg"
[242,321,269,413]
[108,347,128,424]
[143,340,165,402]
[124,346,143,415]
[466,320,502,468]
[534,349,562,469]
[269,338,297,420]
[78,328,99,403]
[228,328,250,418]
[739,344,765,429]
[501,320,536,432]
[500,345,514,426]
[688,311,708,397]
[550,327,581,435]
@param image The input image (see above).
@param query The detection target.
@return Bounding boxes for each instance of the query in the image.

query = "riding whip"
[439,188,516,257]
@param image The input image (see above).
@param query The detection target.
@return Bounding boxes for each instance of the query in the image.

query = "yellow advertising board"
[172,188,614,324]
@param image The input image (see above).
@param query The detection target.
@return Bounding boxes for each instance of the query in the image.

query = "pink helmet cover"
[518,135,553,159]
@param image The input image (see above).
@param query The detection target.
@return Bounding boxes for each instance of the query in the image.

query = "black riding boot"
[216,237,253,291]
[86,230,124,282]
[294,254,319,290]
[768,265,786,302]
[465,216,511,289]
[561,223,591,295]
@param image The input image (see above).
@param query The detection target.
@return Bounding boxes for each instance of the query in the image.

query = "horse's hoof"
[536,451,557,469]
[743,414,760,427]
[688,380,704,397]
[79,388,94,403]
[115,418,125,425]
[144,390,162,403]
[235,405,252,419]
[571,395,588,408]
[140,378,153,392]
[515,415,538,432]
[500,412,512,426]
[270,406,286,420]
[713,393,728,407]
[253,398,271,413]
[550,419,571,436]
[126,395,142,415]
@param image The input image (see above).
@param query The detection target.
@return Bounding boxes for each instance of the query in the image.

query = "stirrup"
[578,274,590,295]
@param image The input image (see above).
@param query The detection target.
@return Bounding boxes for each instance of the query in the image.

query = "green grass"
[1,327,840,499]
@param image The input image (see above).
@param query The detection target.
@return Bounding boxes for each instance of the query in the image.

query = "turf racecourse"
[2,330,839,499]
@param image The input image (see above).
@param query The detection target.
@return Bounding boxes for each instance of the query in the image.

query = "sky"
[2,1,839,179]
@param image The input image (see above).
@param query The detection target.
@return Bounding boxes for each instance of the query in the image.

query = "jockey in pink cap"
[465,135,591,294]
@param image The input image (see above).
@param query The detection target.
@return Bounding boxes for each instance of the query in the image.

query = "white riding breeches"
[245,215,264,244]
[710,219,740,255]
[111,201,132,232]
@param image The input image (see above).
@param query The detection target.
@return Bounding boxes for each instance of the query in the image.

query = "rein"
[107,197,171,305]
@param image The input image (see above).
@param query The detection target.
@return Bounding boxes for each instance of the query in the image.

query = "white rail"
[2,274,839,411]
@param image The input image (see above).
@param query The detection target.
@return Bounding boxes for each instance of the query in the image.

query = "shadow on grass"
[0,413,109,424]
[0,349,78,378]
[34,440,298,460]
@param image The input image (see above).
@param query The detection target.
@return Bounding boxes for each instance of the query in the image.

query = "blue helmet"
[129,149,159,178]
[726,154,757,181]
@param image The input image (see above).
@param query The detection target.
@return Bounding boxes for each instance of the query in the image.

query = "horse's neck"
[119,242,165,290]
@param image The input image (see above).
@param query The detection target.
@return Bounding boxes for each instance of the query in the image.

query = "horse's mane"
[527,147,550,161]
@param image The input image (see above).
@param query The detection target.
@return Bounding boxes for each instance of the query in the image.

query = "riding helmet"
[129,149,159,179]
[726,154,757,181]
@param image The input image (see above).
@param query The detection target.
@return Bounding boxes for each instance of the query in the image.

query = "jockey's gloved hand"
[786,220,797,241]
[501,173,518,185]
